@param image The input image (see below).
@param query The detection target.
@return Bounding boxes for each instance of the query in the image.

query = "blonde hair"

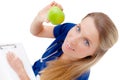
[40,12,118,80]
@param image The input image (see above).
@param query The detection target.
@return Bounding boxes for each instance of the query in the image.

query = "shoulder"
[53,23,76,37]
[54,22,76,30]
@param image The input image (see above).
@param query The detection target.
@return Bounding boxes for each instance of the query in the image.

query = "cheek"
[76,47,94,58]
[77,47,86,54]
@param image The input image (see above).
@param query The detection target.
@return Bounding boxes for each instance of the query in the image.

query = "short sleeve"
[53,23,76,38]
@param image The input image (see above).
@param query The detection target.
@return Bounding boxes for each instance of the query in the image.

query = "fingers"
[6,52,25,75]
[6,52,23,68]
[6,52,18,63]
[7,52,16,59]
[50,1,63,11]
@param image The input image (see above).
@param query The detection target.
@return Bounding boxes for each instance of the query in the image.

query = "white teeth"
[67,42,74,50]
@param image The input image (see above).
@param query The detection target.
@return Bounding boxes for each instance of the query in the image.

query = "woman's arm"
[30,1,63,38]
[6,52,30,80]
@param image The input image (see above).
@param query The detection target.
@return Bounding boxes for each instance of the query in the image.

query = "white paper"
[0,43,36,80]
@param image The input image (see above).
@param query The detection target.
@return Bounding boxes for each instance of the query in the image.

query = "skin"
[7,52,30,80]
[6,2,63,80]
[60,17,100,62]
[6,1,100,80]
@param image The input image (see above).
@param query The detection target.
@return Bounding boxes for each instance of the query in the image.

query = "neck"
[59,53,73,63]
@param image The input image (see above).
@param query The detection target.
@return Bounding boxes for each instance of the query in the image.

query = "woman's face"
[62,17,100,61]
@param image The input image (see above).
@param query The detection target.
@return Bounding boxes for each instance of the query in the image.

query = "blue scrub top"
[32,23,90,80]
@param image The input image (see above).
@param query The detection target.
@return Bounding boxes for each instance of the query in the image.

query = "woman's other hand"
[6,52,30,80]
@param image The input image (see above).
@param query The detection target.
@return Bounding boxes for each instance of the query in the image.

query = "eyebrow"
[78,23,93,47]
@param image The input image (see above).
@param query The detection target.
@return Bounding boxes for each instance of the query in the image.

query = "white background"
[0,0,120,80]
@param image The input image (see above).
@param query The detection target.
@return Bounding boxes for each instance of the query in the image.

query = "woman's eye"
[84,39,90,46]
[76,26,81,32]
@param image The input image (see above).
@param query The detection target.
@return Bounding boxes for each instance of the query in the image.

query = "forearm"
[17,69,30,80]
[30,1,61,37]
[30,15,44,36]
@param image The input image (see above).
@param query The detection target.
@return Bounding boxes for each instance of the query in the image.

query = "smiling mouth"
[66,42,75,51]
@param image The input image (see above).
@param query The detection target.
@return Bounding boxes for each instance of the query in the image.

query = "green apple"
[47,6,65,25]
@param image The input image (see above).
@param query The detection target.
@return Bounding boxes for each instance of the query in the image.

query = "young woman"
[7,1,118,80]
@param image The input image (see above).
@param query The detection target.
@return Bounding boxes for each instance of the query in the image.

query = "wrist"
[17,69,30,80]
